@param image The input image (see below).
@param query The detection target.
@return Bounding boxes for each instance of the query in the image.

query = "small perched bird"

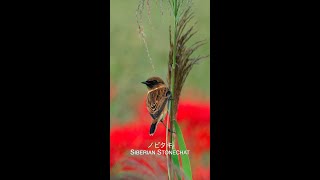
[141,77,171,136]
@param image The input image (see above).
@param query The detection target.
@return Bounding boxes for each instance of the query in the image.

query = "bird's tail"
[149,121,158,136]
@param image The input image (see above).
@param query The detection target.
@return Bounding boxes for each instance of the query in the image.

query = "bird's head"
[141,76,165,90]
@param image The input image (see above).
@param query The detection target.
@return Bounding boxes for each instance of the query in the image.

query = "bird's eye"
[153,80,157,84]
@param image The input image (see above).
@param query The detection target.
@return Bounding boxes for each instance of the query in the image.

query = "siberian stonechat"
[142,77,172,136]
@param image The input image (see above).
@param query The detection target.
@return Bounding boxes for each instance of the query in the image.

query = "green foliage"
[172,145,182,180]
[174,120,192,180]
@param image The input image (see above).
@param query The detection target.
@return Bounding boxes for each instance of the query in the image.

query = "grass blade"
[173,120,192,180]
[172,145,181,180]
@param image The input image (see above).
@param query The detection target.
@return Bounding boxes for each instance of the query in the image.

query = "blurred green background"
[110,0,210,124]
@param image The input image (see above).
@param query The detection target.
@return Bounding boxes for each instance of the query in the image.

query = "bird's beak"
[141,81,147,85]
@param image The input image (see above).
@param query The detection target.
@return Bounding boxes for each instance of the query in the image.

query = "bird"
[141,76,172,136]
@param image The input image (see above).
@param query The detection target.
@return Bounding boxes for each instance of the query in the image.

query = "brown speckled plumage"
[142,77,171,136]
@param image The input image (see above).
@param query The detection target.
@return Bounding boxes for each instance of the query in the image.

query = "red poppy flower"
[111,94,210,179]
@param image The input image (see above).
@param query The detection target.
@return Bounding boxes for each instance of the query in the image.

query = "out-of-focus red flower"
[193,166,210,180]
[176,99,210,125]
[110,95,210,179]
[137,98,210,124]
[138,98,211,155]
[110,120,167,167]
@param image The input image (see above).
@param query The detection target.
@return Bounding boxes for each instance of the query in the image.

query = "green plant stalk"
[166,110,171,180]
[169,0,178,179]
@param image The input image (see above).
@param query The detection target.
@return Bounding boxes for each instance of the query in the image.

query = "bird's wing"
[147,86,169,120]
